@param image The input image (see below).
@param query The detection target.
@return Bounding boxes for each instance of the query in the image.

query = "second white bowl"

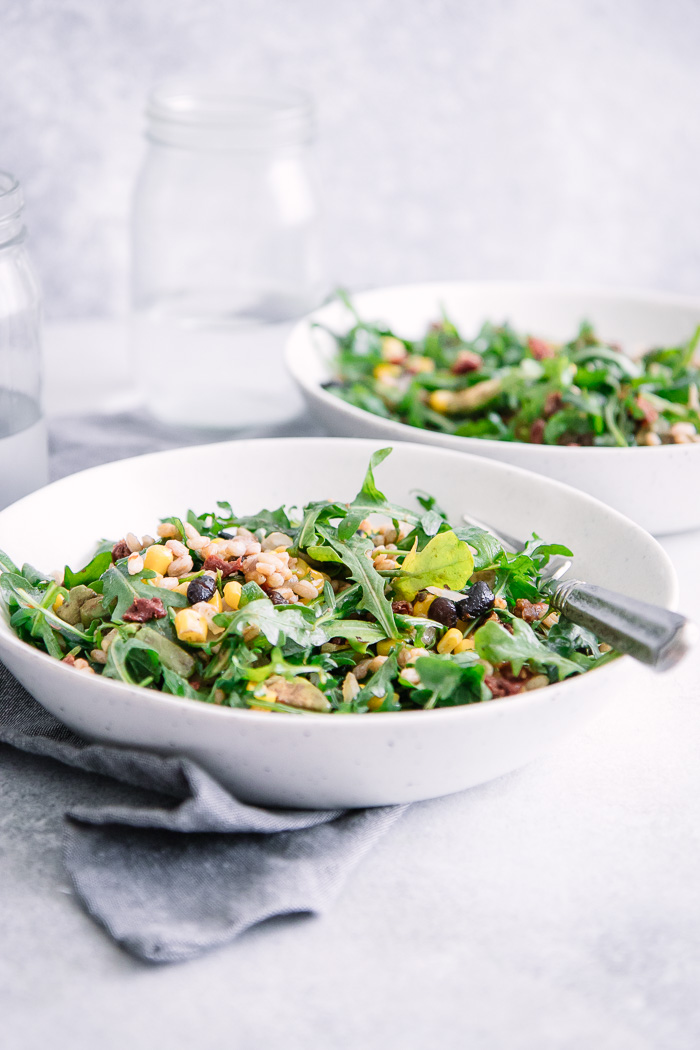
[285,282,700,535]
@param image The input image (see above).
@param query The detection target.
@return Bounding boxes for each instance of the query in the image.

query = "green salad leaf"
[101,565,188,620]
[64,550,113,589]
[393,531,474,601]
[474,618,582,679]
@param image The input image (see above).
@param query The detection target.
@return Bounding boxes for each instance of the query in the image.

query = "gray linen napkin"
[0,662,404,963]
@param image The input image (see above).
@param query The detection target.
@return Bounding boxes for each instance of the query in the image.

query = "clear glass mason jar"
[0,171,48,509]
[131,82,324,428]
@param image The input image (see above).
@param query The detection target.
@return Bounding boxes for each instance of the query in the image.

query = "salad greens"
[322,292,700,448]
[0,450,615,713]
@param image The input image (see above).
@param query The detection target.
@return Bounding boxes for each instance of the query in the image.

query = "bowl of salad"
[0,438,675,808]
[285,282,700,535]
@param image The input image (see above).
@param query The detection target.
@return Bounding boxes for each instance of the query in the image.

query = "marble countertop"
[2,321,699,1050]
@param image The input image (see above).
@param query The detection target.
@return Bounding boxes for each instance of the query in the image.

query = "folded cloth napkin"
[0,662,404,963]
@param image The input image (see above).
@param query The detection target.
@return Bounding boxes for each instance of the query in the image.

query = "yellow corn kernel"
[294,558,310,579]
[174,608,208,644]
[207,589,223,614]
[437,627,463,654]
[368,691,399,712]
[406,354,435,374]
[223,580,242,610]
[144,572,163,586]
[245,682,275,710]
[413,594,435,618]
[373,362,402,382]
[52,593,65,613]
[429,390,453,414]
[454,636,475,653]
[308,567,329,584]
[376,639,395,656]
[143,544,174,576]
[175,581,190,596]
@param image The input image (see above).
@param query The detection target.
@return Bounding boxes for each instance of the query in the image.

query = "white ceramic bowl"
[285,282,700,535]
[0,438,676,809]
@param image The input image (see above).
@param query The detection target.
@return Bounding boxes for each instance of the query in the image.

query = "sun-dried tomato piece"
[451,350,482,375]
[636,396,659,425]
[122,596,166,623]
[527,336,556,360]
[543,392,563,418]
[529,418,546,444]
[202,556,242,578]
[484,674,523,698]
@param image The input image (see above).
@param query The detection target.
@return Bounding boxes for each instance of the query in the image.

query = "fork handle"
[546,578,696,671]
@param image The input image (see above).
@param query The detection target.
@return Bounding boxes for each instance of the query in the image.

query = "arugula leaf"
[137,626,195,677]
[223,507,293,533]
[454,526,503,571]
[0,572,92,645]
[413,653,487,708]
[317,528,397,638]
[214,598,327,648]
[493,551,542,602]
[352,447,392,506]
[315,617,387,645]
[306,545,345,565]
[64,550,113,588]
[352,653,401,712]
[10,605,65,659]
[162,667,202,699]
[545,618,601,659]
[102,634,161,686]
[393,532,474,600]
[245,647,329,684]
[419,510,444,537]
[239,580,268,607]
[21,563,50,586]
[346,448,421,525]
[0,549,20,574]
[474,618,582,679]
[337,510,366,542]
[100,565,188,620]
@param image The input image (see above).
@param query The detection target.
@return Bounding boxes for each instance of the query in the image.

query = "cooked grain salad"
[322,292,700,447]
[0,450,615,713]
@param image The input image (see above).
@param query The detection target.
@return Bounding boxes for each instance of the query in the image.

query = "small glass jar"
[0,172,47,509]
[131,81,324,428]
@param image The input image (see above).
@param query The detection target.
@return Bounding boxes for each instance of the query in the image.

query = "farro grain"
[126,532,142,553]
[167,554,194,577]
[165,538,188,558]
[157,522,179,539]
[127,552,144,575]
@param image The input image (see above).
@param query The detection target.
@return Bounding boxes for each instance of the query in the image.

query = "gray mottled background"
[1,0,699,319]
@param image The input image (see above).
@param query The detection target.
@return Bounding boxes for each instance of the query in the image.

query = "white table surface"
[2,321,699,1050]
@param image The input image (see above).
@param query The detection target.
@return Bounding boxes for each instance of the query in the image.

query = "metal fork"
[457,513,695,671]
